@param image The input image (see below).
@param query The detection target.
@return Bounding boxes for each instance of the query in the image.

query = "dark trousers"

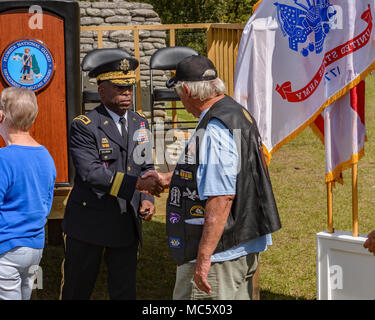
[60,236,138,300]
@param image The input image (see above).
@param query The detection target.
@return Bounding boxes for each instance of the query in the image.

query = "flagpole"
[352,163,359,237]
[327,181,334,233]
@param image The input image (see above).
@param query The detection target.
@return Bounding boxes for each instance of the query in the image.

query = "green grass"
[166,102,197,123]
[34,76,375,300]
[259,75,375,300]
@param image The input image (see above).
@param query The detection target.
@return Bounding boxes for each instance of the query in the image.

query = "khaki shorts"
[173,252,259,300]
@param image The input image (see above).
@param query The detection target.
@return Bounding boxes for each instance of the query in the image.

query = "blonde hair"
[175,73,226,101]
[0,87,38,131]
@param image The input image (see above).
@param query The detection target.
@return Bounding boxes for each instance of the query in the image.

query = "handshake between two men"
[135,170,173,197]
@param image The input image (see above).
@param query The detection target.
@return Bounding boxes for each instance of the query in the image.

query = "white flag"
[234,0,375,163]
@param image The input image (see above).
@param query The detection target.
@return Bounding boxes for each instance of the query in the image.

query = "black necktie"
[119,116,128,148]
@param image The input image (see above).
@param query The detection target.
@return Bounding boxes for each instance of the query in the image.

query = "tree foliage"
[137,0,259,24]
[133,0,259,54]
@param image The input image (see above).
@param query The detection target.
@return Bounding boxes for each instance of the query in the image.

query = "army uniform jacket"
[62,104,154,247]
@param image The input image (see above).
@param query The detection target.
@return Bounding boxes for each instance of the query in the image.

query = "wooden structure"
[81,23,245,121]
[0,0,80,250]
[0,1,80,186]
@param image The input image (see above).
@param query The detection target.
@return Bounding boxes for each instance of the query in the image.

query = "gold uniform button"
[82,202,87,206]
[127,166,131,171]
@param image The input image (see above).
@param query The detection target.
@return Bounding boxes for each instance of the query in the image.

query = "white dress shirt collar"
[104,106,128,134]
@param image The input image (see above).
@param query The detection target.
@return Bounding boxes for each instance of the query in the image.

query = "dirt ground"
[154,192,168,216]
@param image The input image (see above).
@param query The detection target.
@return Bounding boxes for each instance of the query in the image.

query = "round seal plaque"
[1,39,54,92]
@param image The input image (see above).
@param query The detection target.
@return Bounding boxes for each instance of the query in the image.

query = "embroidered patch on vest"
[169,187,181,207]
[169,213,181,224]
[175,169,193,181]
[182,187,199,201]
[169,237,181,248]
[190,205,205,217]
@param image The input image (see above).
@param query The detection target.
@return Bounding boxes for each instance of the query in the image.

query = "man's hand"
[364,230,375,255]
[194,256,212,294]
[139,200,155,221]
[193,195,234,294]
[136,170,164,196]
[141,170,173,190]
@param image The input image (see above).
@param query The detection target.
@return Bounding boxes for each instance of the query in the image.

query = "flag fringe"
[325,148,365,184]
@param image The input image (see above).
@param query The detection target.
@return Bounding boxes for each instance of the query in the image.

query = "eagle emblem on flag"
[274,0,337,57]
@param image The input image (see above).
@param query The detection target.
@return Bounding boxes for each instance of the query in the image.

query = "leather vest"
[166,95,281,265]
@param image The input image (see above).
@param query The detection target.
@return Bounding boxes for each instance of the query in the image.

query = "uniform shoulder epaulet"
[73,114,91,125]
[135,111,147,119]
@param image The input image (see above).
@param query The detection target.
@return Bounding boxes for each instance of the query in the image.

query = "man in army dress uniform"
[60,49,162,300]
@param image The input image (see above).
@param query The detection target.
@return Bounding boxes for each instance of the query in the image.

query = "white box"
[316,230,375,300]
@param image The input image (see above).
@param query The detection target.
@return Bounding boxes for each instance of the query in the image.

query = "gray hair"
[174,71,226,101]
[0,87,38,131]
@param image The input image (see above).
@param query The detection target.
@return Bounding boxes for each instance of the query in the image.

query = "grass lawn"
[35,76,375,300]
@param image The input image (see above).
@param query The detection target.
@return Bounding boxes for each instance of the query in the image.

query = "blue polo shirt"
[0,145,56,255]
[194,108,272,262]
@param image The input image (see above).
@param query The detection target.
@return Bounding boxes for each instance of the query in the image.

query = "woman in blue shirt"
[0,87,56,300]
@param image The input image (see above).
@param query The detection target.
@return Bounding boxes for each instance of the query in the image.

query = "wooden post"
[352,163,359,237]
[207,26,215,62]
[228,30,234,97]
[97,30,103,49]
[327,181,334,233]
[168,28,178,129]
[133,29,142,112]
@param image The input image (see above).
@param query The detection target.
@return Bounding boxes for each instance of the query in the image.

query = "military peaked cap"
[82,48,139,86]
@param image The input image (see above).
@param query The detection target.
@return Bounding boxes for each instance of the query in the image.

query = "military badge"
[175,169,193,181]
[101,138,110,148]
[120,58,130,72]
[136,122,149,144]
[73,115,91,125]
[136,111,147,118]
